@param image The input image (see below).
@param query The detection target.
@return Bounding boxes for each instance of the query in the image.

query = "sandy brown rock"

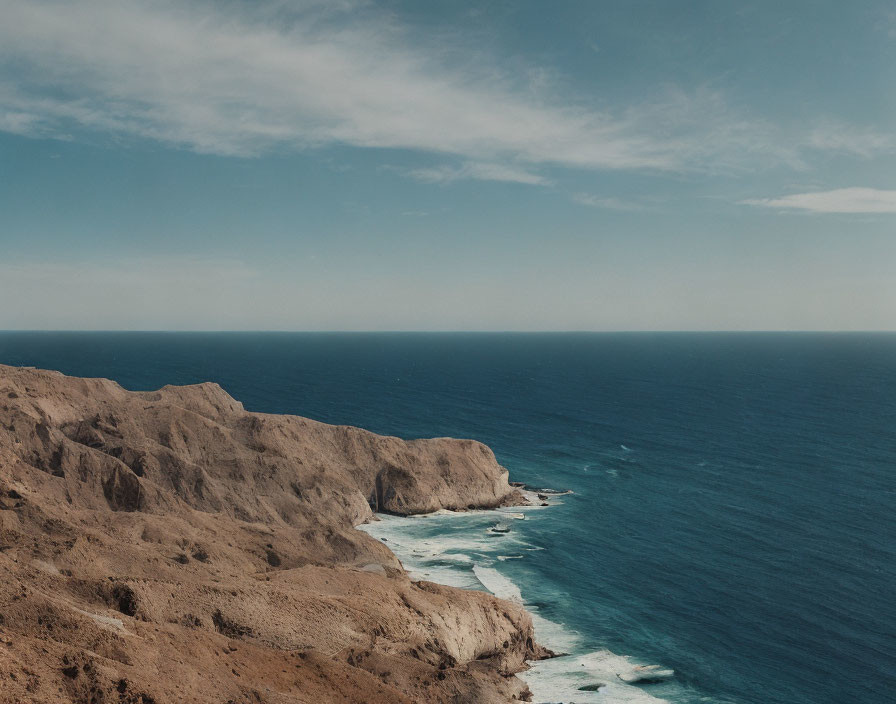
[0,364,540,703]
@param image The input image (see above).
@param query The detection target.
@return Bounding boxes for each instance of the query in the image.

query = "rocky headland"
[0,364,548,703]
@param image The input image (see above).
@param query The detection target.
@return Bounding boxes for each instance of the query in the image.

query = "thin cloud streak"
[0,0,673,168]
[743,188,896,214]
[0,0,837,181]
[408,162,550,185]
[807,123,896,158]
[572,193,644,211]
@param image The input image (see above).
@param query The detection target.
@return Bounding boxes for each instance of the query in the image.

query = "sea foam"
[359,509,673,704]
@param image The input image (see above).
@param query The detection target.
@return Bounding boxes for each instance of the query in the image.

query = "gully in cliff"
[0,364,553,703]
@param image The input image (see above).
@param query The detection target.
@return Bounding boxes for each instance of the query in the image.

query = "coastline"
[4,334,892,704]
[359,494,676,704]
[0,363,546,703]
[0,362,681,703]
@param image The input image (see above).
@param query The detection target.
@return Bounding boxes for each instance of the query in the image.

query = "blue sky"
[1,0,894,330]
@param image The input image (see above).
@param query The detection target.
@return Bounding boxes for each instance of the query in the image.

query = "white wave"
[471,569,671,703]
[518,489,565,507]
[360,514,525,556]
[472,564,523,603]
[358,509,675,704]
[438,552,473,563]
[357,512,521,590]
[470,563,582,654]
[618,664,675,684]
[471,564,672,702]
[527,609,583,654]
[525,650,671,704]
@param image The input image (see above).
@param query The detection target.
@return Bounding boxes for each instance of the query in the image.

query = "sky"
[1,0,894,331]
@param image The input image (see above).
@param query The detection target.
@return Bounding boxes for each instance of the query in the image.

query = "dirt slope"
[0,364,543,704]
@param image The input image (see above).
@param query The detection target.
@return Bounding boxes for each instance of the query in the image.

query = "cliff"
[0,364,542,703]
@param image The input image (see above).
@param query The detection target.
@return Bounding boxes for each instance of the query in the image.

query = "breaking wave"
[359,509,680,704]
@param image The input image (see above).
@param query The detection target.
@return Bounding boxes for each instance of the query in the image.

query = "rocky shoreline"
[0,364,551,703]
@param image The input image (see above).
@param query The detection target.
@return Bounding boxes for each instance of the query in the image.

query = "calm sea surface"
[1,332,893,703]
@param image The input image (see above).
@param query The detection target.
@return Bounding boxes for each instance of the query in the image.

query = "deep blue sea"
[1,332,893,703]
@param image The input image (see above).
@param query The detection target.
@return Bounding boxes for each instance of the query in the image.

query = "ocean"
[1,331,893,703]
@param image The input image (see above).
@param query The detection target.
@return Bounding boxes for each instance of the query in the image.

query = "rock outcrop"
[0,364,541,703]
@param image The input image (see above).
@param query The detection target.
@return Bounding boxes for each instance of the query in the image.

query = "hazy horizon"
[2,1,895,331]
[2,329,895,335]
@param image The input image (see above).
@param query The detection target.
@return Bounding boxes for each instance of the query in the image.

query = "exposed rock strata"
[0,364,542,703]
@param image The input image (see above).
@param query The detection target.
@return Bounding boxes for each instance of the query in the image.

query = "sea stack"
[0,364,546,703]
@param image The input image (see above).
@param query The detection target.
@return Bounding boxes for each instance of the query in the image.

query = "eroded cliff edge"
[0,364,543,703]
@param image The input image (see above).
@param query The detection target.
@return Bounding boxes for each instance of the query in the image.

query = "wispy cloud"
[0,0,891,186]
[0,0,834,182]
[806,122,895,158]
[879,10,896,38]
[0,109,43,136]
[0,0,674,169]
[743,188,896,214]
[571,193,644,211]
[408,162,550,185]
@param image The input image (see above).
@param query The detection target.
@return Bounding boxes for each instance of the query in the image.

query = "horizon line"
[1,329,895,335]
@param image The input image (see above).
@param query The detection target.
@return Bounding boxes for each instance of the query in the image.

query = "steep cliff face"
[0,364,540,703]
